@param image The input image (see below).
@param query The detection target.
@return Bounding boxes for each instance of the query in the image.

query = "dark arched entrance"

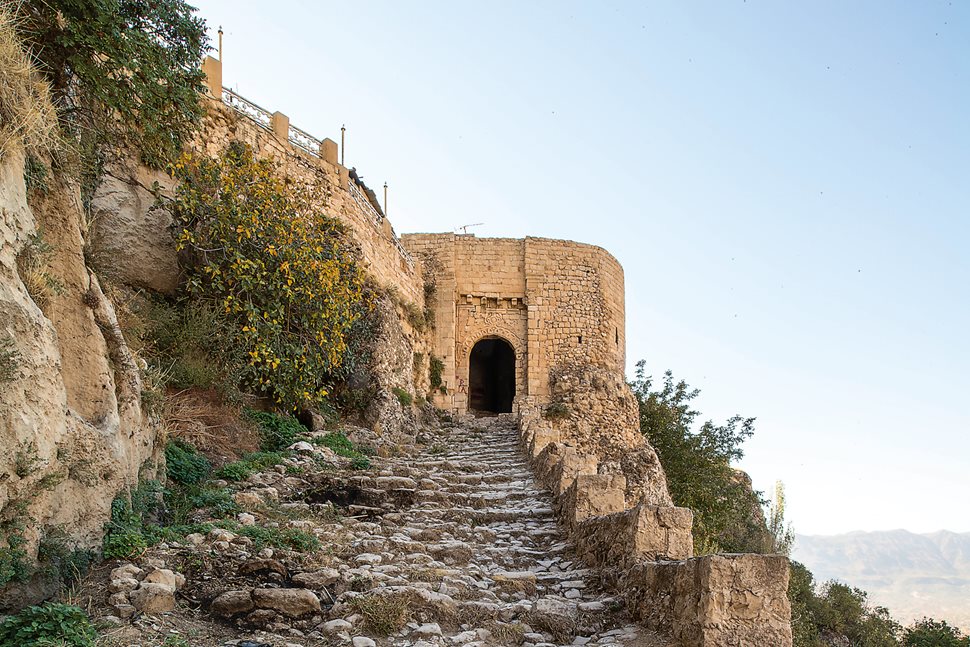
[468,337,515,413]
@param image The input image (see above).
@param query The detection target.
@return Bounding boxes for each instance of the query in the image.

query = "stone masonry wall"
[516,402,793,646]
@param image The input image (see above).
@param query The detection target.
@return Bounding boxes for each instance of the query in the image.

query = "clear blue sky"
[192,0,969,535]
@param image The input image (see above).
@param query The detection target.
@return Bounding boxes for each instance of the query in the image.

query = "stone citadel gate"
[400,234,627,415]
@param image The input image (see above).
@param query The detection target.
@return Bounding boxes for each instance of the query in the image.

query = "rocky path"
[329,415,667,647]
[96,415,672,647]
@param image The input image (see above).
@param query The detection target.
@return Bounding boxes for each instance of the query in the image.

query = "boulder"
[129,583,176,614]
[142,568,185,590]
[210,589,255,618]
[251,588,320,617]
[291,568,341,590]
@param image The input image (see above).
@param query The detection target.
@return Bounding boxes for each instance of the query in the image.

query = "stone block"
[270,111,289,141]
[560,473,626,527]
[201,56,222,96]
[573,503,694,577]
[320,138,338,164]
[528,424,560,458]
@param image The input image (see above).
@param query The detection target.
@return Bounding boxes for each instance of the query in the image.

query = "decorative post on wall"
[218,26,223,60]
[384,182,388,216]
[340,124,346,166]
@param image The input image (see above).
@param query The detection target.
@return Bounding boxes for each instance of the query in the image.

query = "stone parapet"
[514,402,791,647]
[624,554,792,647]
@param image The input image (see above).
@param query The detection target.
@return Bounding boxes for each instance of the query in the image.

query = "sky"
[190,0,970,536]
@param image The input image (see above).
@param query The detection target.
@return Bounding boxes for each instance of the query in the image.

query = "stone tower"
[401,234,626,415]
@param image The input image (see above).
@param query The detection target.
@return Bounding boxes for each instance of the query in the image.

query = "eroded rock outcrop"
[0,148,161,608]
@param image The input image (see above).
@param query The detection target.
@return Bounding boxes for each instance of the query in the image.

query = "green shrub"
[245,409,306,452]
[165,440,211,486]
[0,530,31,586]
[630,361,766,553]
[23,154,49,194]
[0,603,97,647]
[234,525,320,552]
[214,461,253,482]
[789,561,902,647]
[102,481,162,559]
[543,402,570,420]
[311,432,374,466]
[312,431,354,457]
[170,142,368,410]
[392,387,413,407]
[161,636,192,647]
[144,299,245,395]
[214,451,287,482]
[164,485,239,525]
[102,529,148,560]
[37,530,95,588]
[429,355,444,390]
[904,618,969,647]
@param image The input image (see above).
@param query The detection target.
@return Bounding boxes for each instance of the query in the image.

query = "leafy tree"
[15,0,209,168]
[904,618,969,647]
[170,142,368,410]
[630,361,768,552]
[767,480,795,555]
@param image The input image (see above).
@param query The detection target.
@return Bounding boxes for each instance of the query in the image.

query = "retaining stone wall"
[515,401,792,647]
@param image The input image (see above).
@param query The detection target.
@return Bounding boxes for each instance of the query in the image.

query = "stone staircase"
[329,415,672,646]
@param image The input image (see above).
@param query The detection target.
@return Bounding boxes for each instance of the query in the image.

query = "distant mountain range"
[793,530,970,632]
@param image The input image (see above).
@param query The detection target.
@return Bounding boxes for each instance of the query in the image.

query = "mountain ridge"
[793,529,970,632]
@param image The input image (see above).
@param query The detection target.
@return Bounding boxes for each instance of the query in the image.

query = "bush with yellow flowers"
[169,142,367,410]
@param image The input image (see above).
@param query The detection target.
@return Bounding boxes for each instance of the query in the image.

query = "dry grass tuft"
[484,621,527,644]
[523,610,578,644]
[0,2,58,159]
[162,389,259,465]
[349,592,413,636]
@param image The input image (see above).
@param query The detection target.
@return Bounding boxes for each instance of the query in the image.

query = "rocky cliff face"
[0,147,161,607]
[0,97,437,606]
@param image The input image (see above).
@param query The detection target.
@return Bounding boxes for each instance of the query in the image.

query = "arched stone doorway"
[468,337,516,413]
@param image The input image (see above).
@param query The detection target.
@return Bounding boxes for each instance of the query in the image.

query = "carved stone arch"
[454,303,528,413]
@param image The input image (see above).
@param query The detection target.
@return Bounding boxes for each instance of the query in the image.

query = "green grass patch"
[244,409,307,451]
[214,450,288,482]
[392,387,413,407]
[165,440,212,486]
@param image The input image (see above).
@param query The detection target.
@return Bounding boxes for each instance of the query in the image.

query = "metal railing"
[349,181,414,267]
[222,87,272,132]
[219,86,413,269]
[221,87,324,157]
[288,123,323,157]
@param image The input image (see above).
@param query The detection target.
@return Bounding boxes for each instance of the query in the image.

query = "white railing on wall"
[222,88,272,133]
[222,88,324,158]
[218,86,413,269]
